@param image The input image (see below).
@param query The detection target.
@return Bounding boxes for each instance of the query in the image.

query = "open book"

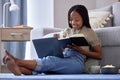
[58,34,89,48]
[32,34,88,58]
[33,37,63,58]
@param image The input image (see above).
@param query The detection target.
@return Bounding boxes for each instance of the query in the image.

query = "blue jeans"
[33,49,86,74]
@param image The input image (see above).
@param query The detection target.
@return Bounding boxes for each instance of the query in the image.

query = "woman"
[4,5,102,75]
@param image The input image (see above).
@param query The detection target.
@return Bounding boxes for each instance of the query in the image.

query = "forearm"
[77,48,102,59]
[68,44,102,60]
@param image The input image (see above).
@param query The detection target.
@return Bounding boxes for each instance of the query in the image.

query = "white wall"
[54,0,96,29]
[26,0,54,59]
[27,0,54,29]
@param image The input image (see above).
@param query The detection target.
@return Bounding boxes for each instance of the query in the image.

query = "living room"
[0,0,120,79]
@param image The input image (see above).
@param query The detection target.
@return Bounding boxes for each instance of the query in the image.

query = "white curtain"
[0,0,27,59]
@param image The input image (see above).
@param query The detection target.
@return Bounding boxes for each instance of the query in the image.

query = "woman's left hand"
[53,34,60,39]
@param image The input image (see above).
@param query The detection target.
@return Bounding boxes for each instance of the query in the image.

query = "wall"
[27,0,54,29]
[26,0,54,59]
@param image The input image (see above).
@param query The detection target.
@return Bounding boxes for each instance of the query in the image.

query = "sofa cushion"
[95,27,120,47]
[90,5,113,28]
[43,28,63,35]
[95,5,112,12]
[89,11,113,29]
[112,2,120,26]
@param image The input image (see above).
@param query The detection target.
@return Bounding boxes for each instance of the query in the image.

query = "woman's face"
[69,11,83,30]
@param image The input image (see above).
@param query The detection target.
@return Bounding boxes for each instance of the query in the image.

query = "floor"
[0,73,120,80]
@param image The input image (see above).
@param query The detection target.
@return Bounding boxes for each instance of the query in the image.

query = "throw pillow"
[89,11,113,29]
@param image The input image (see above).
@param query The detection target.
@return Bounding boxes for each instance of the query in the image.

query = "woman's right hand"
[53,34,60,39]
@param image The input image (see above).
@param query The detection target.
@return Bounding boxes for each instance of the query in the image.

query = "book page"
[58,34,85,40]
[70,34,85,37]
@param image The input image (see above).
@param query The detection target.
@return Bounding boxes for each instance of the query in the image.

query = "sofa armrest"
[94,26,120,68]
[31,28,44,39]
[43,27,63,36]
[94,26,120,46]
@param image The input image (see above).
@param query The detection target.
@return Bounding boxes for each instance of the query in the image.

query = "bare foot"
[6,56,22,75]
[3,50,16,64]
[5,50,15,59]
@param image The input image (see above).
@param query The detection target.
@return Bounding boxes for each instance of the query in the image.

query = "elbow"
[98,53,102,60]
[98,55,102,60]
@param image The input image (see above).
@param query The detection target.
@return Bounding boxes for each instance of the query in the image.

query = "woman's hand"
[67,43,82,51]
[67,43,102,60]
[53,34,60,39]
